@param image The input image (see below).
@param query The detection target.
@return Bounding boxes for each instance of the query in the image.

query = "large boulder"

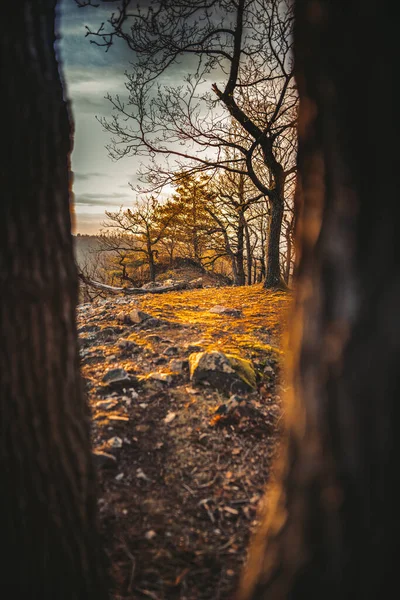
[188,351,256,393]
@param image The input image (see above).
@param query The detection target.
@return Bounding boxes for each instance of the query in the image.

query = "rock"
[102,368,130,384]
[129,308,152,324]
[136,468,151,481]
[163,345,179,356]
[98,326,123,338]
[214,394,244,415]
[117,338,142,353]
[145,334,163,343]
[92,451,117,468]
[164,411,176,423]
[82,377,94,391]
[116,311,132,325]
[184,339,208,354]
[146,372,175,384]
[107,436,123,448]
[154,356,168,365]
[115,472,125,481]
[136,424,150,432]
[189,351,256,393]
[169,359,188,373]
[142,317,164,328]
[80,351,105,365]
[78,324,100,334]
[209,305,242,317]
[78,334,98,350]
[189,277,203,288]
[145,530,157,540]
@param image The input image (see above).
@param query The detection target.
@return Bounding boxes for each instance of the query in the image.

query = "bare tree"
[0,1,108,597]
[206,168,265,285]
[101,197,176,282]
[77,0,298,288]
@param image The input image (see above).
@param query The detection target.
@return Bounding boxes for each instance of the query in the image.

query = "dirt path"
[78,285,290,599]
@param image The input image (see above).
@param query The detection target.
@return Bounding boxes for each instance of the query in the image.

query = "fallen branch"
[78,272,191,295]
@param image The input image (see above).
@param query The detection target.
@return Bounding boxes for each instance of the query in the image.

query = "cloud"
[74,192,132,206]
[73,171,106,181]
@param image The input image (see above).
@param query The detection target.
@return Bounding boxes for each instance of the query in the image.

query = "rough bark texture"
[239,0,399,598]
[264,198,284,288]
[0,2,108,597]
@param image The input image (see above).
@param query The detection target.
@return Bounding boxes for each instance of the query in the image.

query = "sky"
[57,1,227,234]
[57,0,143,234]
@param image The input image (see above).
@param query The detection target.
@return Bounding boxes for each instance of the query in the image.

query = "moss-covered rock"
[188,351,256,394]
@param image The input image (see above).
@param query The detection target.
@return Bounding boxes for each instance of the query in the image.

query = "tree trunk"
[264,197,284,288]
[244,218,253,285]
[148,246,156,282]
[236,213,246,286]
[239,0,399,598]
[0,2,108,597]
[284,223,292,285]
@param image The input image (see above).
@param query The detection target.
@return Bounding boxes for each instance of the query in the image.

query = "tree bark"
[236,212,246,286]
[148,245,156,282]
[239,0,399,597]
[0,2,108,597]
[264,197,284,288]
[244,218,253,285]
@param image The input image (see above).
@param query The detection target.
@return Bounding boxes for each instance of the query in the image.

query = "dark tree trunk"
[244,218,252,285]
[231,253,240,285]
[239,0,399,598]
[0,2,108,598]
[148,245,156,282]
[264,197,284,288]
[284,220,293,285]
[236,213,246,286]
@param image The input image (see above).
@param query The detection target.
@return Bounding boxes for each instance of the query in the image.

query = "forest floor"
[77,283,291,600]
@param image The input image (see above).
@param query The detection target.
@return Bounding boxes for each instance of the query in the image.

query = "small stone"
[154,356,168,365]
[129,308,152,324]
[115,472,124,481]
[147,372,174,384]
[107,436,123,449]
[209,305,242,317]
[117,338,142,353]
[169,359,187,373]
[184,340,208,354]
[145,530,157,540]
[145,334,163,343]
[136,424,150,432]
[143,317,163,328]
[136,468,150,481]
[98,326,123,338]
[164,411,176,424]
[139,403,148,409]
[163,345,179,356]
[78,324,100,334]
[189,277,203,288]
[102,368,129,384]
